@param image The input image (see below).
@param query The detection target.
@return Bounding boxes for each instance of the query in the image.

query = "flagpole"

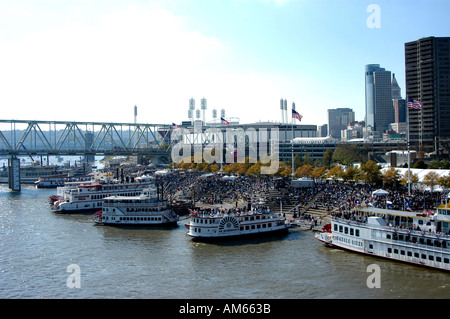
[291,106,295,179]
[407,94,411,196]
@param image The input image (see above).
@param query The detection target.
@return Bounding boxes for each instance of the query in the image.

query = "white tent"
[372,189,388,196]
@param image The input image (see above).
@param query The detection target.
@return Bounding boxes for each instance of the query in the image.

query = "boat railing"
[192,210,279,219]
[333,217,450,241]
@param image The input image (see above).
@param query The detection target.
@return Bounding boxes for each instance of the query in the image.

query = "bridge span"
[0,119,174,190]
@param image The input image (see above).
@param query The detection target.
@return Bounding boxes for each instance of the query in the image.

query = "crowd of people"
[99,165,447,218]
[157,171,445,217]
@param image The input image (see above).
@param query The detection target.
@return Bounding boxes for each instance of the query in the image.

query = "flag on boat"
[408,97,423,110]
[221,117,230,126]
[292,109,302,121]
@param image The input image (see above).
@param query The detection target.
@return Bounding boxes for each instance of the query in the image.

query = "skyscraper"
[327,108,355,139]
[405,36,450,154]
[365,64,394,134]
[391,73,402,100]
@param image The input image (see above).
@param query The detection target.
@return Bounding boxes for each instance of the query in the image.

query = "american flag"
[408,97,422,110]
[292,109,302,121]
[221,117,230,126]
[172,123,180,129]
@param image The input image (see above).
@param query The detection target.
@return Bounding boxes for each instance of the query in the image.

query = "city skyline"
[0,0,449,127]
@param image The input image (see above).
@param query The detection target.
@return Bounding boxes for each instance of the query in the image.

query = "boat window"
[444,258,449,264]
[355,229,360,237]
[436,257,442,262]
[339,225,343,232]
[344,227,348,234]
[350,228,354,236]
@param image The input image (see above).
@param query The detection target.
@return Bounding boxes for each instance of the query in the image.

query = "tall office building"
[391,73,402,100]
[365,64,394,134]
[405,37,450,154]
[327,108,355,139]
[392,73,406,133]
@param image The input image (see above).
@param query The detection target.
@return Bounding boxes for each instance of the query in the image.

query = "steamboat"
[94,186,179,226]
[50,181,154,213]
[315,205,450,272]
[185,200,290,240]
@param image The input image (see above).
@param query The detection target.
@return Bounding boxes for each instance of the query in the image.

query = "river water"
[1,185,449,299]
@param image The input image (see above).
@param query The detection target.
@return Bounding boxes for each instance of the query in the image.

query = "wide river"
[1,185,449,299]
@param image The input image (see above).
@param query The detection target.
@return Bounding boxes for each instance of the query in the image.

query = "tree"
[322,149,333,168]
[342,166,360,182]
[326,165,343,182]
[247,162,262,176]
[359,160,382,185]
[382,167,400,186]
[438,173,450,188]
[209,164,220,173]
[332,144,361,165]
[422,171,439,188]
[400,171,419,186]
[311,166,327,181]
[294,164,313,178]
[412,160,427,169]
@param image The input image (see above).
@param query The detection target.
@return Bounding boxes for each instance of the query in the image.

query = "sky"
[1,0,449,127]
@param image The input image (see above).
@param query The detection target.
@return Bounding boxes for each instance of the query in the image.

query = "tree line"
[168,144,450,189]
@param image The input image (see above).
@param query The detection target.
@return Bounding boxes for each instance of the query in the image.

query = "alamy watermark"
[171,121,279,174]
[366,4,381,29]
[67,264,81,289]
[366,264,381,288]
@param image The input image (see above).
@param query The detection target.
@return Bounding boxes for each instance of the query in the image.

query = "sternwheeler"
[94,186,179,226]
[50,180,154,213]
[315,205,450,272]
[185,200,290,240]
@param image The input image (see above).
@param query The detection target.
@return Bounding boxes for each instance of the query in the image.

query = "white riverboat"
[94,186,179,226]
[185,201,290,240]
[35,174,94,188]
[315,205,450,272]
[50,181,154,213]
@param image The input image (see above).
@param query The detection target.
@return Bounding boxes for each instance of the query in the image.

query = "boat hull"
[187,226,289,242]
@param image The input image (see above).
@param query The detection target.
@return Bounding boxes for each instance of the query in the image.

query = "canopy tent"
[372,189,388,196]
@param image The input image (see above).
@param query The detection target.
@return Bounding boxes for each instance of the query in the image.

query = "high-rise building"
[365,64,394,134]
[393,99,406,124]
[405,36,450,154]
[391,73,402,100]
[327,108,355,139]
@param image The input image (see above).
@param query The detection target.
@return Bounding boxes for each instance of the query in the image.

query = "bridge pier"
[8,156,21,192]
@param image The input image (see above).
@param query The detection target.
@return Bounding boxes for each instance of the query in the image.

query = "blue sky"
[1,0,449,127]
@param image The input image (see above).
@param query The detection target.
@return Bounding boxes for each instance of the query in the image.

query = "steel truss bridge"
[0,119,173,158]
